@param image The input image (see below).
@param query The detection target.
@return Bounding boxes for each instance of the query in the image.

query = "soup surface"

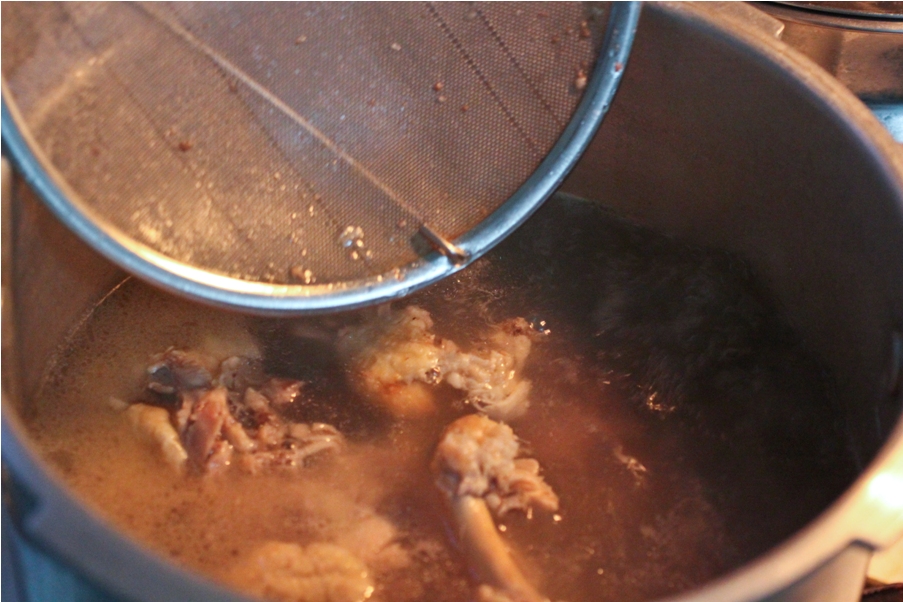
[23,198,858,602]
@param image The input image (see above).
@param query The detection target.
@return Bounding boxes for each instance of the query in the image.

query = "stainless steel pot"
[752,1,903,142]
[4,3,903,602]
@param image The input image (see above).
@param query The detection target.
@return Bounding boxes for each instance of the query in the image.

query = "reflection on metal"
[773,2,903,21]
[417,224,469,265]
[699,2,785,37]
[889,330,903,395]
[755,3,903,142]
[867,104,903,143]
[756,2,903,103]
[867,473,903,515]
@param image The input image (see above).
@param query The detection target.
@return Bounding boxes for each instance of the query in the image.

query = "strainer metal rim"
[1,1,641,316]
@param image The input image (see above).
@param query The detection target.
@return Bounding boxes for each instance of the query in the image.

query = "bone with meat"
[125,351,345,475]
[338,307,539,421]
[432,414,558,602]
[124,403,188,472]
[336,306,450,418]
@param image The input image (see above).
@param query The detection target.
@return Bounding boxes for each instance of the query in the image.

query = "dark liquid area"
[26,196,858,602]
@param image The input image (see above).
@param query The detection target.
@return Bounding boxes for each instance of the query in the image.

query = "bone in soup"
[23,198,858,602]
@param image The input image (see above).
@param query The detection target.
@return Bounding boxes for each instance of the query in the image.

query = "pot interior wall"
[561,3,903,466]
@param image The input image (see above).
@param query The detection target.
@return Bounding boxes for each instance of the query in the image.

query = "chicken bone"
[126,349,345,475]
[432,414,558,602]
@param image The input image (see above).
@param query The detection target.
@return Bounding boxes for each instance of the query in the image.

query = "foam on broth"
[24,199,858,602]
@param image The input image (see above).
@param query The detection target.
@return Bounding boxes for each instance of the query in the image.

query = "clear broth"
[24,198,858,602]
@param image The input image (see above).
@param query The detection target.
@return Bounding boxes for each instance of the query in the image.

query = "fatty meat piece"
[230,541,374,602]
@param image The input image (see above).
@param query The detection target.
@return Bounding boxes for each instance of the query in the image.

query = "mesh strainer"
[1,2,639,314]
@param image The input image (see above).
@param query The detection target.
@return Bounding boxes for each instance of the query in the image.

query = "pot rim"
[753,2,903,33]
[4,2,903,602]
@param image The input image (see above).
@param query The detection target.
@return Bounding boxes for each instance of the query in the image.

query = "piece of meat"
[128,348,346,476]
[229,541,374,602]
[207,438,234,473]
[244,387,276,421]
[217,355,267,391]
[337,307,537,421]
[125,403,187,472]
[433,414,558,517]
[337,306,451,418]
[291,423,344,460]
[182,387,231,470]
[257,421,289,447]
[432,414,557,602]
[444,317,538,422]
[613,444,647,485]
[334,510,409,572]
[237,422,347,474]
[222,413,258,453]
[238,387,289,445]
[489,318,535,368]
[444,354,532,422]
[261,377,305,409]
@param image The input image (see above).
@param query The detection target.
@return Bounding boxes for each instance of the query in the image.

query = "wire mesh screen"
[2,1,629,309]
